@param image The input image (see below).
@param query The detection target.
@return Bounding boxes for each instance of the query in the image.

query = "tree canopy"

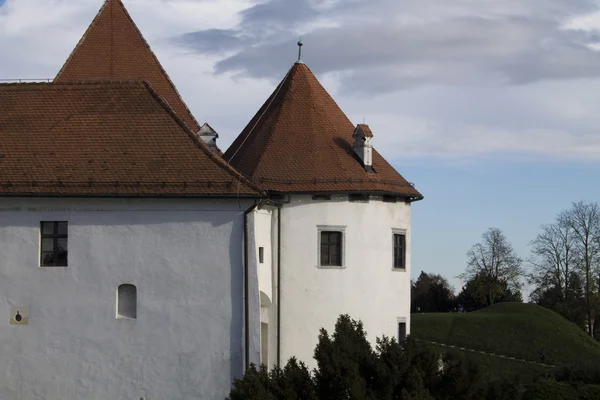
[459,227,524,306]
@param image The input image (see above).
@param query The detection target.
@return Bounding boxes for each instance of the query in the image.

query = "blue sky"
[404,156,600,295]
[2,0,600,299]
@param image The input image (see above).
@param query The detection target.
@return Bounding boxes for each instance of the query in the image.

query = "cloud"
[178,0,600,93]
[2,0,600,161]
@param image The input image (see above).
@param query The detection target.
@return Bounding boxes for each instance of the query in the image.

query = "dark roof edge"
[265,189,423,201]
[0,193,263,199]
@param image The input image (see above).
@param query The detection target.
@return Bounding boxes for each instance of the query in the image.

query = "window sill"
[392,268,407,272]
[116,315,137,320]
[317,265,346,270]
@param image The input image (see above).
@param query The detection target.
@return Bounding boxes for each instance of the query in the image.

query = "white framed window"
[317,225,346,268]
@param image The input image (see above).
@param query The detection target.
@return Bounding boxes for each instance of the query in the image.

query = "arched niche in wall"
[117,284,137,319]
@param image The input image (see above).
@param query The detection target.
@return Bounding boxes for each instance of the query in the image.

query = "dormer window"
[197,123,219,151]
[352,124,374,172]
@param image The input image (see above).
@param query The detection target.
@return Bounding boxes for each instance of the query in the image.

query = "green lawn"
[417,341,553,383]
[411,303,600,368]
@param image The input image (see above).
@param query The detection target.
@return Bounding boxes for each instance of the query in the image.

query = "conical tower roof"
[224,63,422,200]
[55,0,200,132]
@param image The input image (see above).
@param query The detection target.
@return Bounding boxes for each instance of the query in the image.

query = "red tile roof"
[356,124,374,138]
[54,0,201,133]
[224,63,423,200]
[0,81,262,197]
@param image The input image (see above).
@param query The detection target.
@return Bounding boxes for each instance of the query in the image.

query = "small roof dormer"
[352,124,374,173]
[197,123,220,152]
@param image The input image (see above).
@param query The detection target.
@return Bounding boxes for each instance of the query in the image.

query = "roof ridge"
[55,0,201,132]
[240,66,296,179]
[55,0,109,80]
[139,81,264,195]
[227,64,294,165]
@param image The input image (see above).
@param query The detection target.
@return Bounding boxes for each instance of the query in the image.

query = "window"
[398,322,407,343]
[312,194,331,201]
[383,195,397,203]
[393,233,406,269]
[349,193,369,202]
[259,247,264,264]
[40,221,68,266]
[117,284,137,319]
[320,231,342,266]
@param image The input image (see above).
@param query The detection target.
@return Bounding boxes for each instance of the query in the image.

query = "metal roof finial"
[296,37,304,64]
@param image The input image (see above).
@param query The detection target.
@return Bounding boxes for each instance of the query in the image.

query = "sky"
[2,0,600,297]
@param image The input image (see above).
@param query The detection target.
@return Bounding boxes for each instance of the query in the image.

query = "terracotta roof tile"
[224,63,423,200]
[0,81,262,197]
[54,0,201,133]
[357,124,373,138]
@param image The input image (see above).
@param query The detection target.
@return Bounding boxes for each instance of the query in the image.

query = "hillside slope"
[411,303,600,367]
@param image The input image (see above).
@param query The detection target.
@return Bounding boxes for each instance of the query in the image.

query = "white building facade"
[0,198,254,400]
[0,0,423,398]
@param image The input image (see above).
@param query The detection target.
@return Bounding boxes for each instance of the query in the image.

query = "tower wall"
[278,194,412,367]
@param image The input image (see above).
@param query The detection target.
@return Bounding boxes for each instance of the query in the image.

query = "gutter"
[276,205,282,367]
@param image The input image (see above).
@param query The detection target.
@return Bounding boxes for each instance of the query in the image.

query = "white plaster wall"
[253,209,273,303]
[250,207,279,368]
[279,194,412,368]
[0,197,254,400]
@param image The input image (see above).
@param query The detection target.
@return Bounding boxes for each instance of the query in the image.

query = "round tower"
[226,59,423,369]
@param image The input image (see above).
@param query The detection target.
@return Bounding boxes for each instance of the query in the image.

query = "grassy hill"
[411,303,600,381]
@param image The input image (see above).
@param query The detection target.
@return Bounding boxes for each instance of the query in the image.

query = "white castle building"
[0,0,423,399]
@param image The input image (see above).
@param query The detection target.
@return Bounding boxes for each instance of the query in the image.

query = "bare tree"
[528,218,576,302]
[459,227,523,306]
[560,201,600,336]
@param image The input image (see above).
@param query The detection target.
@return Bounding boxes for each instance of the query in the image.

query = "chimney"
[197,123,219,152]
[352,124,373,172]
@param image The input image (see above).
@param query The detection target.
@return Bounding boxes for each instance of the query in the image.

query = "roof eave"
[0,193,264,199]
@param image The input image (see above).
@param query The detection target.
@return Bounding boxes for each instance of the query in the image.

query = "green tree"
[457,272,523,311]
[411,271,456,313]
[313,315,378,399]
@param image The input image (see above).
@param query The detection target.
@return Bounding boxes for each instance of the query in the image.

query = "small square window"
[320,231,342,266]
[393,233,405,269]
[259,247,264,264]
[40,221,68,267]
